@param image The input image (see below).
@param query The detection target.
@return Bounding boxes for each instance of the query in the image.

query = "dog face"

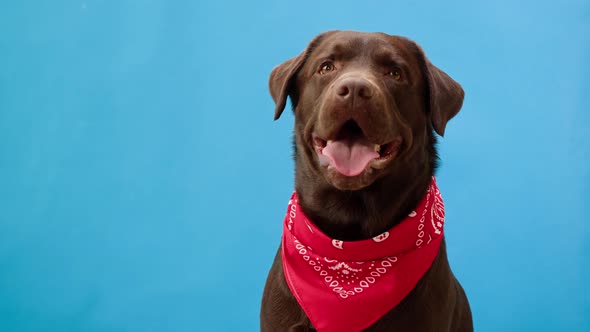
[270,31,464,190]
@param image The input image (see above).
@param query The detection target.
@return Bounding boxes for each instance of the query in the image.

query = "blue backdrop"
[1,1,588,331]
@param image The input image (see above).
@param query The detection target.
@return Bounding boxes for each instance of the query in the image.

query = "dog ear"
[412,43,464,136]
[269,54,306,120]
[425,61,464,136]
[269,31,336,120]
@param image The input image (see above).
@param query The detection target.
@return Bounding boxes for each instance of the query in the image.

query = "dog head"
[270,31,463,191]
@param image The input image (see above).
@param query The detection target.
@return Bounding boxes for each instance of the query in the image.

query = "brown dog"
[261,31,472,332]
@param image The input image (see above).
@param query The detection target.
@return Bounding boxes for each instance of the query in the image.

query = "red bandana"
[281,177,445,332]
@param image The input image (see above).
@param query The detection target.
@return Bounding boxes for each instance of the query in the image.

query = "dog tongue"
[322,137,379,177]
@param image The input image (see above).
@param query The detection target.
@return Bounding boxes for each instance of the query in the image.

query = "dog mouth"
[312,120,403,177]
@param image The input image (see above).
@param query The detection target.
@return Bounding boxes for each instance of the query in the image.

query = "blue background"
[1,1,588,331]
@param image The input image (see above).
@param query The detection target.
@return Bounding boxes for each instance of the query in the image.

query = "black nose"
[335,77,373,100]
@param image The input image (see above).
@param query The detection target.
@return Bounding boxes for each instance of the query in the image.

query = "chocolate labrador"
[260,31,472,332]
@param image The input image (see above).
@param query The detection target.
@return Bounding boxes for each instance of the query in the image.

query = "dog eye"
[319,62,335,75]
[387,69,402,81]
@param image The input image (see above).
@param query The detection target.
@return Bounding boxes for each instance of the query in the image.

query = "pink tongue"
[322,138,379,177]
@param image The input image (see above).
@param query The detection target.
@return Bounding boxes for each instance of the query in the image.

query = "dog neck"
[294,141,436,241]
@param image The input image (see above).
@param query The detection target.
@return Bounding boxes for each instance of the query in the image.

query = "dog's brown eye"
[319,62,335,75]
[388,69,402,81]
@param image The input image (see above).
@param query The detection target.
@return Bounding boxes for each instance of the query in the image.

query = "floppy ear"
[269,54,307,120]
[425,62,464,136]
[414,44,465,136]
[269,31,336,120]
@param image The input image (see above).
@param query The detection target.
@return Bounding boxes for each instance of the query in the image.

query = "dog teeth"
[327,140,334,145]
[374,144,381,152]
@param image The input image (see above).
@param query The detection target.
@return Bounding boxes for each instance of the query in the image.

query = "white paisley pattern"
[293,237,398,299]
[431,186,444,235]
[287,177,444,301]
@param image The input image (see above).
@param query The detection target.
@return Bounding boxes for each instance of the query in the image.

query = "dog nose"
[335,77,373,100]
